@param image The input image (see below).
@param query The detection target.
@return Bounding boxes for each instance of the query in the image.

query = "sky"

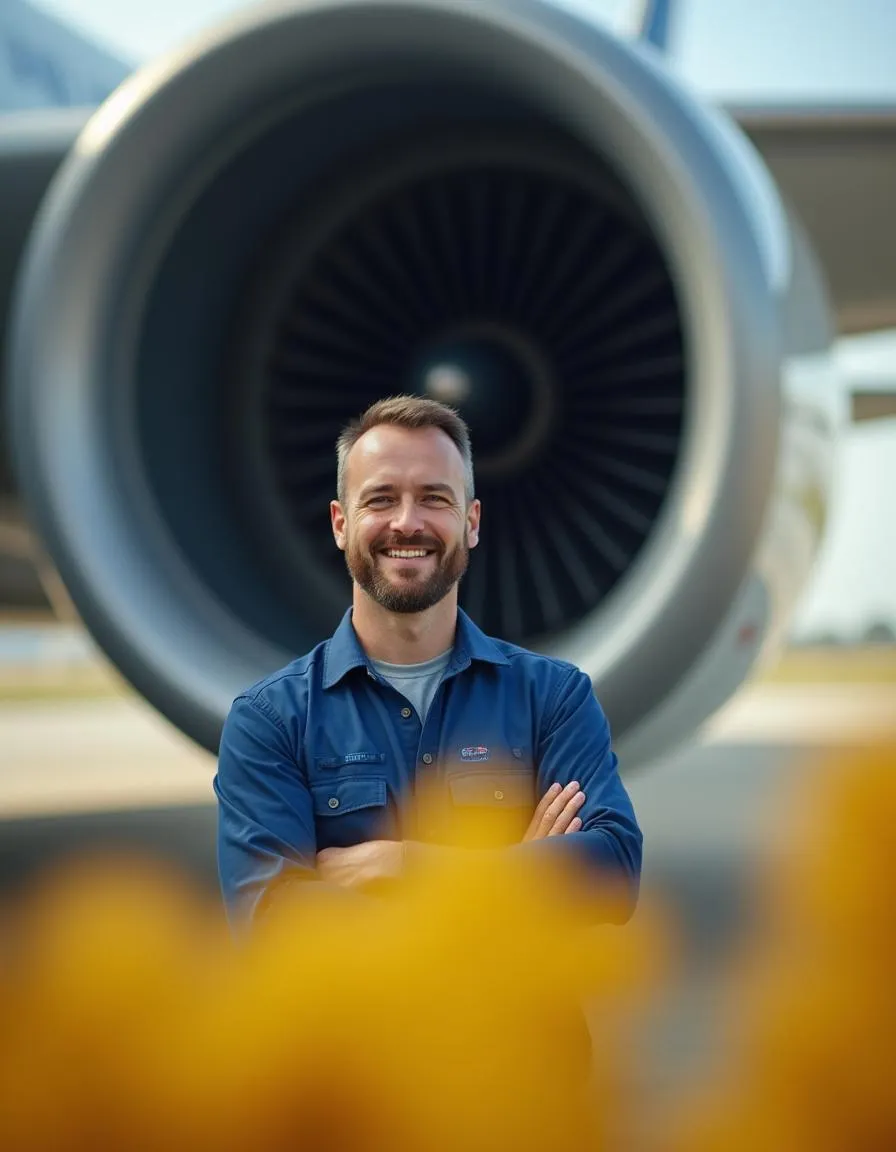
[27,0,896,638]
[32,0,896,99]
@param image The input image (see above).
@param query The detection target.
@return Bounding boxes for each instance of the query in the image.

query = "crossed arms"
[317,778,589,886]
[214,669,642,926]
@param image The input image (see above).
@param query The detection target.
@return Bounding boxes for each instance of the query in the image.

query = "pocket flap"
[448,771,534,808]
[312,776,387,816]
[315,751,386,770]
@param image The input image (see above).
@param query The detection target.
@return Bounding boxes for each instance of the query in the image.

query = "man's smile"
[380,548,436,560]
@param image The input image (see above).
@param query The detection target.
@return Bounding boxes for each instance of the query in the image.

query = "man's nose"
[390,496,425,534]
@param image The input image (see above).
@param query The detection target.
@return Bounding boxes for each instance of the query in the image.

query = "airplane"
[0,0,895,770]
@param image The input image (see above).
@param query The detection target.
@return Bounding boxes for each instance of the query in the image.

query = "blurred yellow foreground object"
[0,820,668,1152]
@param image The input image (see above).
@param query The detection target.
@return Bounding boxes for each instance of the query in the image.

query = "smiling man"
[214,395,642,925]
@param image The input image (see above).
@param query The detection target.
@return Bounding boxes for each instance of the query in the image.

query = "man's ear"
[331,500,347,551]
[466,498,481,550]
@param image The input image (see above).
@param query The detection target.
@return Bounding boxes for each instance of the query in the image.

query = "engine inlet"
[242,134,686,644]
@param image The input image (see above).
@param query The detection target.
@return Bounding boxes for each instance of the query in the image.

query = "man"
[215,396,642,925]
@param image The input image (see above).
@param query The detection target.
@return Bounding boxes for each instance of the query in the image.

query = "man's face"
[331,425,480,614]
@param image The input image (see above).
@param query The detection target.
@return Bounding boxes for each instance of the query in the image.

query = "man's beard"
[344,532,469,613]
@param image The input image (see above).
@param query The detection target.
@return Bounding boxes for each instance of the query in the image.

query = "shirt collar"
[322,606,509,690]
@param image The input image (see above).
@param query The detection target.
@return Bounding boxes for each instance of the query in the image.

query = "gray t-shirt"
[371,649,453,722]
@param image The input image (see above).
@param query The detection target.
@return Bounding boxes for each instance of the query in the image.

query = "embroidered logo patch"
[460,745,490,762]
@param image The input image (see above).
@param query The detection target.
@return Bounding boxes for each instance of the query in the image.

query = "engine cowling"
[6,0,839,761]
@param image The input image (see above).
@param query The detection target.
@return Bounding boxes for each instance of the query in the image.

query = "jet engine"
[6,0,839,762]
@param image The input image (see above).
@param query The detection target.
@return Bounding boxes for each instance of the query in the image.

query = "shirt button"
[328,797,339,809]
[401,707,412,718]
[422,753,433,765]
[494,790,504,801]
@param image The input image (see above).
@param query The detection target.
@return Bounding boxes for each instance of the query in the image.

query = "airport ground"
[1,636,894,1140]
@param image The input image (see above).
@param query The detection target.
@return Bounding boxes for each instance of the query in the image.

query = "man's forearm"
[246,827,641,924]
[252,863,378,923]
[401,829,641,924]
[513,828,641,922]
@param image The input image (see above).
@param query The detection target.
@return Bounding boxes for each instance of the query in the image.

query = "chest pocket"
[446,768,535,848]
[311,776,392,850]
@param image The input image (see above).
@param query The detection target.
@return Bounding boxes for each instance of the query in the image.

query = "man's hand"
[316,840,404,891]
[523,781,585,841]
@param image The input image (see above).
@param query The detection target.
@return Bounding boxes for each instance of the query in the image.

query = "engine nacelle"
[7,0,839,761]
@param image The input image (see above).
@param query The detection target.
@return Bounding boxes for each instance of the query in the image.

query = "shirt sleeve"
[516,666,643,922]
[214,692,317,926]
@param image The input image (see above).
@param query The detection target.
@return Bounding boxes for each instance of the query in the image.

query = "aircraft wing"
[733,105,896,337]
[631,0,896,338]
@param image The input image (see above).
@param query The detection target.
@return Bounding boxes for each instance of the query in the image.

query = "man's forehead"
[347,424,465,485]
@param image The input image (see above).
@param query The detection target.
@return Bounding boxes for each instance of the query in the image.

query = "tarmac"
[1,674,893,1131]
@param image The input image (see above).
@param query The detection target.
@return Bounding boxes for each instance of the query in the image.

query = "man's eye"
[423,494,448,504]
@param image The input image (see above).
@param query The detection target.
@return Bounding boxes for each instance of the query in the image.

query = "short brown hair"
[335,395,475,505]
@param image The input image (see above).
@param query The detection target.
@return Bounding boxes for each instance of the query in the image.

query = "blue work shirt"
[214,608,642,924]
